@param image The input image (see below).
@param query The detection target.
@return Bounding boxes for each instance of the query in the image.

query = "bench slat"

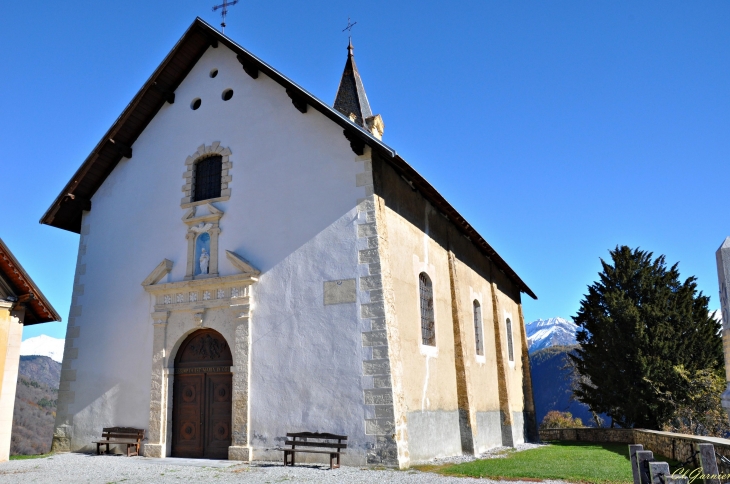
[95,428,144,458]
[286,432,347,440]
[93,440,140,444]
[284,441,347,449]
[282,432,347,470]
[283,449,343,455]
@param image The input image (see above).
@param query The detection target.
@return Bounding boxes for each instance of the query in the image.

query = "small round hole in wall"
[191,98,201,110]
[210,68,218,78]
[222,89,234,101]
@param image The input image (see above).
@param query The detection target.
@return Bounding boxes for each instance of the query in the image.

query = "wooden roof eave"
[0,239,62,324]
[39,19,214,232]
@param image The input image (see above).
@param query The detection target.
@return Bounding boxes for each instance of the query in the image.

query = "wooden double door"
[171,329,233,459]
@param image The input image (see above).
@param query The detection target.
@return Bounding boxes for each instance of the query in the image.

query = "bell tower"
[333,39,385,140]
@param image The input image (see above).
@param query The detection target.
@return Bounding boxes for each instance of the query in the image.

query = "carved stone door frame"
[142,271,256,461]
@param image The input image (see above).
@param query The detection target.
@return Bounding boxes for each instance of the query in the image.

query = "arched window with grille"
[473,300,484,356]
[506,318,514,362]
[419,272,435,346]
[193,155,222,201]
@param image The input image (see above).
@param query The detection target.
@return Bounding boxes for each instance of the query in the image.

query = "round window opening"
[210,68,218,78]
[190,98,201,110]
[222,89,233,101]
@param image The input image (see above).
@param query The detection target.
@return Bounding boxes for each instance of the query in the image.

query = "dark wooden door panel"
[172,329,233,460]
[204,373,232,459]
[171,374,204,457]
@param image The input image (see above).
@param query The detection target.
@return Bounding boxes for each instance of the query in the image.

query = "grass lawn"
[431,442,635,484]
[10,453,53,460]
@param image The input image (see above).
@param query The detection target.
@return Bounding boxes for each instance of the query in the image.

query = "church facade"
[42,18,537,467]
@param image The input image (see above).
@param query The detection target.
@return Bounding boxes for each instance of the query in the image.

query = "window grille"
[193,155,222,202]
[506,318,514,362]
[473,301,484,356]
[419,273,435,346]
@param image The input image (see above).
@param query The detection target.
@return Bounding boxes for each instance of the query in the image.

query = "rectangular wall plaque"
[324,279,357,305]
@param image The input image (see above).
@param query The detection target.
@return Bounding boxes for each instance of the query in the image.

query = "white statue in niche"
[199,248,210,274]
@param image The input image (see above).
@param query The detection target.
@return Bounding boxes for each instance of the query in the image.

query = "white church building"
[42,18,538,467]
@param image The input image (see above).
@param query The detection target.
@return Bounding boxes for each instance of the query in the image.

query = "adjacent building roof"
[39,17,536,300]
[333,39,373,127]
[0,239,61,325]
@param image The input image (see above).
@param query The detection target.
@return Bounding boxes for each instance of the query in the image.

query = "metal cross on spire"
[342,16,357,39]
[212,0,239,33]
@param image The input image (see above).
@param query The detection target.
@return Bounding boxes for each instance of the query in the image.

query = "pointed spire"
[334,39,374,128]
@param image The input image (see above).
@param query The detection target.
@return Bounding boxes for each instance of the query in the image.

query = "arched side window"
[473,300,484,356]
[506,318,514,362]
[419,272,435,346]
[193,155,223,202]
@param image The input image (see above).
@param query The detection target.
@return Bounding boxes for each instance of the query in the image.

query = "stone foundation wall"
[539,428,730,462]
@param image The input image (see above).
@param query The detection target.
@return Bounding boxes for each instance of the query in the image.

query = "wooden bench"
[281,432,347,469]
[92,427,145,457]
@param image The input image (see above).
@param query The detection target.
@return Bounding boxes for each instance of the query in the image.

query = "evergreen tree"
[569,246,723,429]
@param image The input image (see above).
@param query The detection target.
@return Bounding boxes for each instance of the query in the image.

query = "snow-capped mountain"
[525,317,578,353]
[20,335,64,363]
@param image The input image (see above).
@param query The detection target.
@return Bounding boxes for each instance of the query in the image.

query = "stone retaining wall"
[539,428,730,464]
[539,428,635,444]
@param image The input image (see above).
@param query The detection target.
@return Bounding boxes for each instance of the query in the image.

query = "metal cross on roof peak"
[212,0,239,33]
[342,16,357,36]
[342,17,357,55]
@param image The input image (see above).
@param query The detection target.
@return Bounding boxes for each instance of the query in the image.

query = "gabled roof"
[333,40,373,127]
[0,239,61,325]
[40,18,536,300]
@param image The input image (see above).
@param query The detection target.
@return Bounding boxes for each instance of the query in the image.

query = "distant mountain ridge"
[525,317,578,353]
[11,355,61,455]
[529,345,596,425]
[18,355,61,389]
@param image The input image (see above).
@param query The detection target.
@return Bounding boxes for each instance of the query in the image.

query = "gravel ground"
[0,451,566,484]
[427,443,547,465]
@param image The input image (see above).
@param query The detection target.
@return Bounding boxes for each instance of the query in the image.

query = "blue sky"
[2,1,729,341]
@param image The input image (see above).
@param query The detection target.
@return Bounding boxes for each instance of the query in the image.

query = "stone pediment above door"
[141,252,259,322]
[225,250,260,277]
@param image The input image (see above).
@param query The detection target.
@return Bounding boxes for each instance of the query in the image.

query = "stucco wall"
[372,153,529,460]
[375,189,462,461]
[496,281,528,446]
[449,252,509,452]
[0,307,23,461]
[52,43,376,463]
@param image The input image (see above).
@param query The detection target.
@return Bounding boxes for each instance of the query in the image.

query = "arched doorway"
[172,328,232,459]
